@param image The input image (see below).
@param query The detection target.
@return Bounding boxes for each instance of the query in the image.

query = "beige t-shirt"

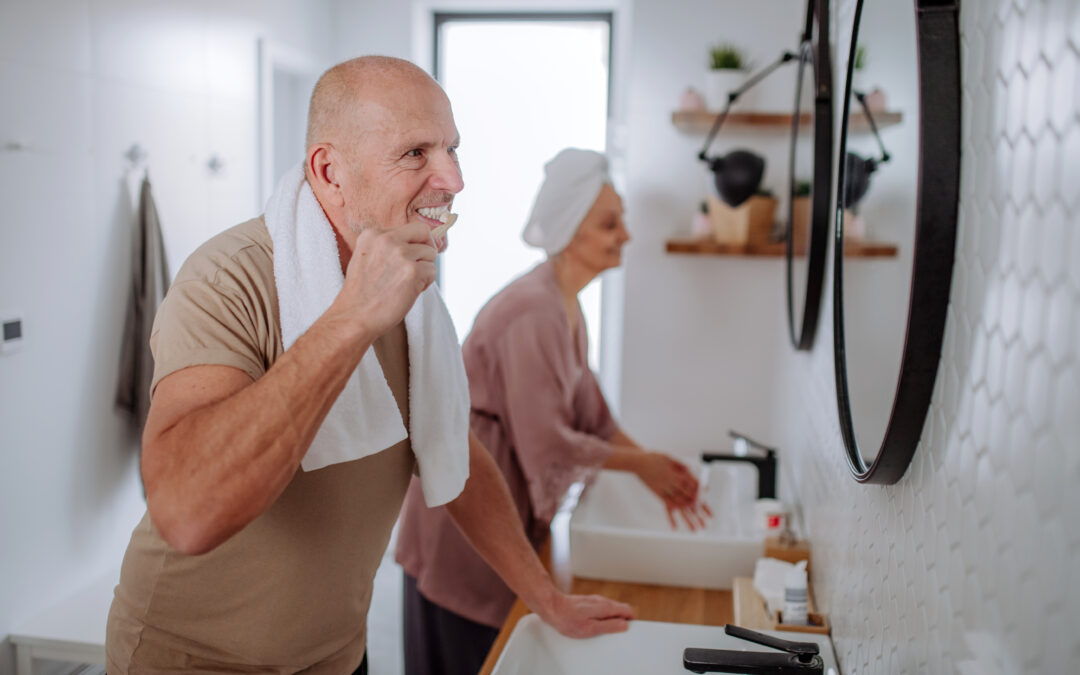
[106,217,415,674]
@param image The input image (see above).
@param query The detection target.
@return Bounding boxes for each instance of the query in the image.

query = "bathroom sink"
[569,462,762,589]
[490,615,839,675]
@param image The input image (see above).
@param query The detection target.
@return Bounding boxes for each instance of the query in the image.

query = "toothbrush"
[430,213,458,240]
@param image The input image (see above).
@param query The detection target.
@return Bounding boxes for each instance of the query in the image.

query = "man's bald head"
[305,56,441,151]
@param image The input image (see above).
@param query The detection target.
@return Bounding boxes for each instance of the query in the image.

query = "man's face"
[338,79,464,251]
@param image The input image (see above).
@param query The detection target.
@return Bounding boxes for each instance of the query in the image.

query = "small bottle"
[783,560,809,625]
[691,200,712,238]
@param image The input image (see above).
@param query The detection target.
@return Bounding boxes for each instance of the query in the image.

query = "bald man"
[104,56,633,675]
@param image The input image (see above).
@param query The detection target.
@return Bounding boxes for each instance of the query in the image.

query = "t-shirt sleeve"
[497,313,615,523]
[148,277,267,395]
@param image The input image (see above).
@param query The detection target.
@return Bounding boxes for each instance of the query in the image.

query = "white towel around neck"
[265,163,469,507]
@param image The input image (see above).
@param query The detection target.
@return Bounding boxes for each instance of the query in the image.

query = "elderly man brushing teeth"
[105,55,631,675]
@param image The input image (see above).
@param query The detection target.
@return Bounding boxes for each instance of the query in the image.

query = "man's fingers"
[396,220,438,244]
[581,616,631,637]
[404,242,438,263]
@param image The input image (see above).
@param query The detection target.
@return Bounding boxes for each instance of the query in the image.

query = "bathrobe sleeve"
[496,312,618,523]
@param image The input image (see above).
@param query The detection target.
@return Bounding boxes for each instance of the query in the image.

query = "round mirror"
[833,0,960,483]
[785,0,831,351]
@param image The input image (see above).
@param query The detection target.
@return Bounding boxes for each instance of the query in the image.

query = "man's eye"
[406,149,423,158]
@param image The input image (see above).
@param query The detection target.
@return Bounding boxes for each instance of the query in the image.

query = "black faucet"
[701,430,777,500]
[684,624,823,674]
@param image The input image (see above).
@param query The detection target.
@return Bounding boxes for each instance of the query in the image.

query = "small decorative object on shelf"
[690,200,712,238]
[707,193,776,246]
[789,180,812,255]
[679,87,706,113]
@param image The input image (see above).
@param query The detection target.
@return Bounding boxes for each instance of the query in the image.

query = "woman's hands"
[633,452,713,531]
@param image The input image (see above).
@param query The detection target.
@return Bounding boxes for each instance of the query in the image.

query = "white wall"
[617,0,805,455]
[0,1,333,672]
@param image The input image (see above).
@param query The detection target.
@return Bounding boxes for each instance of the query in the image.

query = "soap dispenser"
[783,560,809,625]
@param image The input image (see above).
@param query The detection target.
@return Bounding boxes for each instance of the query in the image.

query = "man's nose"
[430,152,465,194]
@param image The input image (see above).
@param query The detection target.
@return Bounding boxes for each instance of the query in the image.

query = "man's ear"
[306,144,346,208]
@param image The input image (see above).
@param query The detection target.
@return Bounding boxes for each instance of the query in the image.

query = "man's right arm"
[142,221,437,556]
[141,312,372,556]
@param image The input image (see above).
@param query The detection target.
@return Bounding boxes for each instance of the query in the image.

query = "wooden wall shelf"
[666,237,898,258]
[672,110,902,134]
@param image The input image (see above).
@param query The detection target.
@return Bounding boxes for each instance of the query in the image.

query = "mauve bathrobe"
[395,259,619,628]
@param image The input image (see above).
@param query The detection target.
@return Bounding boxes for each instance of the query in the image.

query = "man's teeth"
[418,205,450,221]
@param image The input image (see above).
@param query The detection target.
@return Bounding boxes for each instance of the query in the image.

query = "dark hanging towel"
[116,175,170,428]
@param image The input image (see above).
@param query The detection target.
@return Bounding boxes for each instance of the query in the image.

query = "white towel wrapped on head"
[522,148,610,255]
[265,163,470,507]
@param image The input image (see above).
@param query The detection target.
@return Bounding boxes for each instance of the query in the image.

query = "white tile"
[1037,200,1068,286]
[1052,369,1080,470]
[204,19,259,104]
[1023,352,1053,431]
[1069,0,1080,54]
[1061,125,1080,210]
[1018,1,1044,75]
[89,0,207,94]
[0,0,92,72]
[984,332,1006,401]
[998,271,1023,341]
[999,9,1023,81]
[1040,0,1069,63]
[0,64,94,155]
[1043,286,1075,366]
[995,203,1019,276]
[1011,133,1035,207]
[1070,202,1080,291]
[1031,130,1061,207]
[1019,278,1048,352]
[1047,47,1077,136]
[1006,71,1030,143]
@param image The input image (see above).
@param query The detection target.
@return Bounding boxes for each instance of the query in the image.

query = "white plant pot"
[705,69,751,111]
[851,69,868,95]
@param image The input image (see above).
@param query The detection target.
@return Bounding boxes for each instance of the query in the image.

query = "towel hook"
[124,143,148,166]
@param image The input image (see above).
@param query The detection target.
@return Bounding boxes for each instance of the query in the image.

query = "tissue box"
[764,537,811,576]
[733,576,830,635]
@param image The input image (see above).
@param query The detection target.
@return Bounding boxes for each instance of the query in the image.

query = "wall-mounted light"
[697,50,796,207]
[841,90,891,209]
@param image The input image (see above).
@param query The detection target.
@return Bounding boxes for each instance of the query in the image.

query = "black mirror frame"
[833,0,961,483]
[786,0,832,351]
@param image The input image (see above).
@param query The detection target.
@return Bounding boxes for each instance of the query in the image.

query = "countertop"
[477,512,734,675]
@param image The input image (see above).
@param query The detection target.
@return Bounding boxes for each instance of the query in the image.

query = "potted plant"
[851,44,867,92]
[705,43,748,111]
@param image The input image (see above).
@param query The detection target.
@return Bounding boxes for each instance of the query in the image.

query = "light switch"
[1,313,23,354]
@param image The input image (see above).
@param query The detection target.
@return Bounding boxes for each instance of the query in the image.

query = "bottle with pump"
[783,560,809,625]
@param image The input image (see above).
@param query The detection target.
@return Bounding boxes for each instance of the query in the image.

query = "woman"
[395,148,710,675]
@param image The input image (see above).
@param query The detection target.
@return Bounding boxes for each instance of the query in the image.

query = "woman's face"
[561,184,630,273]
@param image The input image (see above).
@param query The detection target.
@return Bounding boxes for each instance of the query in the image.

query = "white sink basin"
[491,615,839,675]
[569,462,763,589]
